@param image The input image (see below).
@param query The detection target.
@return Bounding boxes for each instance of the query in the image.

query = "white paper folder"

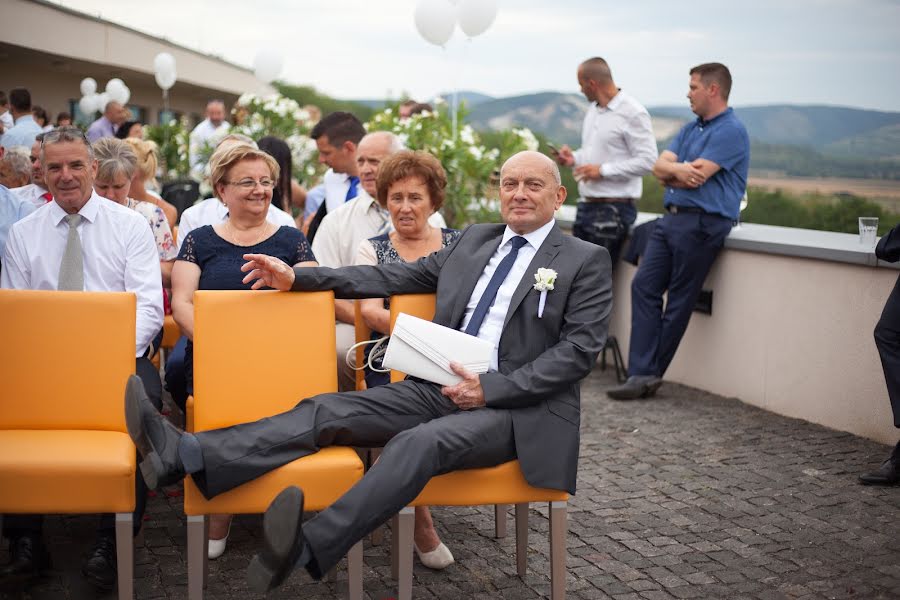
[382,313,494,386]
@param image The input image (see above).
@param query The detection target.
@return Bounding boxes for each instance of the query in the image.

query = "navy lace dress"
[177,224,315,393]
[363,228,460,388]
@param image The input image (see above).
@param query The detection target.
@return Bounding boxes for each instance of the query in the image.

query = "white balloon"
[78,95,98,116]
[155,69,177,91]
[105,78,126,94]
[96,92,111,111]
[118,85,131,106]
[457,0,497,38]
[153,52,176,75]
[80,77,97,97]
[253,49,283,83]
[414,0,457,47]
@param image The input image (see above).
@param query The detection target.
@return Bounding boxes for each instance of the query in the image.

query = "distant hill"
[348,91,495,111]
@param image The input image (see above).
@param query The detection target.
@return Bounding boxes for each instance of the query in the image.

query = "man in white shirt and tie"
[555,56,658,265]
[0,127,163,590]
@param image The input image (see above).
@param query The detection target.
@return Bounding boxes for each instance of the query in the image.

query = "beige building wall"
[609,248,898,445]
[0,0,271,125]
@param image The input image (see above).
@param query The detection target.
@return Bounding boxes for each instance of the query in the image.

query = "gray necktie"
[376,206,391,236]
[58,214,84,291]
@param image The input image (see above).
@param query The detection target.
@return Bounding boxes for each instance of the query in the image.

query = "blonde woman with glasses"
[171,144,317,559]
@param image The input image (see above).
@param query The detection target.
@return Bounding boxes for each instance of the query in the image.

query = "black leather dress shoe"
[247,486,307,592]
[124,374,185,489]
[860,453,900,486]
[81,534,116,590]
[0,534,51,583]
[606,375,663,400]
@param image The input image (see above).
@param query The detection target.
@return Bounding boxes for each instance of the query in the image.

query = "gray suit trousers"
[192,379,517,576]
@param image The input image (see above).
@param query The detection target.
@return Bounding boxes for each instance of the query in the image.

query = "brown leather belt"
[584,197,634,203]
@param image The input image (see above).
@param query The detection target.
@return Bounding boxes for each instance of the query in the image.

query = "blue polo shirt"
[663,107,750,220]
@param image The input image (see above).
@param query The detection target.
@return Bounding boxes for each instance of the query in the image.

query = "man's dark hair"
[579,57,613,82]
[0,91,8,107]
[9,88,32,113]
[310,111,365,147]
[408,102,433,116]
[690,63,732,101]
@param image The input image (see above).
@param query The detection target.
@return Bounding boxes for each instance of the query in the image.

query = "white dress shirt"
[176,197,297,254]
[459,219,556,370]
[189,119,231,171]
[1,192,164,357]
[572,90,658,200]
[312,189,447,268]
[11,183,52,208]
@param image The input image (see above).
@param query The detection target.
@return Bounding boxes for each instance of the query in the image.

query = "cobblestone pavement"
[2,367,899,599]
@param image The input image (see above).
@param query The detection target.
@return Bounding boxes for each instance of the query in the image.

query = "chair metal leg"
[397,507,415,600]
[115,513,134,600]
[187,515,207,600]
[369,449,384,546]
[515,503,529,577]
[346,540,363,600]
[495,504,508,538]
[390,513,400,580]
[550,501,567,600]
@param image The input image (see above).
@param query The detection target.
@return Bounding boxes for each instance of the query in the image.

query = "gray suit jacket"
[292,222,612,493]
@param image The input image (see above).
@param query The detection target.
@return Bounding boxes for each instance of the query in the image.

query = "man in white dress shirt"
[555,56,658,265]
[12,135,53,208]
[0,127,163,589]
[189,100,231,178]
[313,131,446,391]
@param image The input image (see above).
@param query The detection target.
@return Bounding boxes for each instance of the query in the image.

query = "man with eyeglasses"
[0,126,163,589]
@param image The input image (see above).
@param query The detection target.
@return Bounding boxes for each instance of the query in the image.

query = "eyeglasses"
[224,178,276,190]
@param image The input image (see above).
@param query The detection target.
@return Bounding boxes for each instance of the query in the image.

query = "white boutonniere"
[533,268,557,318]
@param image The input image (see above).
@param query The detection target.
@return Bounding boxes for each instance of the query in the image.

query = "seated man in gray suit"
[125,151,613,591]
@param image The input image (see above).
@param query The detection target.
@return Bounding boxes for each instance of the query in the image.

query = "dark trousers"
[572,201,637,267]
[164,335,189,412]
[192,379,517,576]
[875,274,900,428]
[627,212,733,377]
[2,358,162,541]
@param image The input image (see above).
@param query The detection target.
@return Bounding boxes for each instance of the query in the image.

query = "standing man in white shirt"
[189,100,231,178]
[312,131,446,391]
[305,112,365,244]
[0,127,163,590]
[554,57,658,265]
[0,88,42,151]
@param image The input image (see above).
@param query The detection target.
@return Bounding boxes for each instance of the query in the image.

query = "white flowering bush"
[145,117,190,181]
[366,101,538,228]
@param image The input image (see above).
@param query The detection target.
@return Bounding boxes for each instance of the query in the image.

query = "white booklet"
[382,313,494,386]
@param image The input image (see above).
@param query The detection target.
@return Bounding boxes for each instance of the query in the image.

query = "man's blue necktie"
[464,236,528,337]
[345,176,360,201]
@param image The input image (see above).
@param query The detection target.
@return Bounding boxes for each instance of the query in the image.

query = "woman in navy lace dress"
[171,144,316,560]
[354,150,460,569]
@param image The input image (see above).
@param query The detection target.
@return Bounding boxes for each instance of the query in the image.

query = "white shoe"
[208,519,231,560]
[414,542,454,570]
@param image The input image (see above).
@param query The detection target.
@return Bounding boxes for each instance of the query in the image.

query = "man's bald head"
[356,131,404,197]
[499,151,566,234]
[578,57,613,83]
[501,150,561,185]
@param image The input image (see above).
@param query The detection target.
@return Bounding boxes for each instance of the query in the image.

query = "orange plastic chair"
[182,290,365,599]
[388,294,570,600]
[0,290,138,599]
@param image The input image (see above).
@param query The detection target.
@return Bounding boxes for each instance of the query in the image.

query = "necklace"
[224,220,272,247]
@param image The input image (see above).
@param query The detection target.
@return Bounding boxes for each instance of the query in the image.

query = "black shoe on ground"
[81,534,116,590]
[124,374,185,489]
[0,534,51,583]
[247,486,307,593]
[859,442,900,486]
[606,375,663,400]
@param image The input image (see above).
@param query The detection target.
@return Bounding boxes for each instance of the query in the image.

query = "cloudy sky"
[60,0,900,111]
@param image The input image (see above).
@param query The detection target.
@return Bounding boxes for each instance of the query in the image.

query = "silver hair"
[362,131,405,153]
[92,137,138,182]
[0,147,32,182]
[40,126,93,162]
[216,133,257,148]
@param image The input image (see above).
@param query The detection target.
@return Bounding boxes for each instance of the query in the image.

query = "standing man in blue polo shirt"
[608,62,749,400]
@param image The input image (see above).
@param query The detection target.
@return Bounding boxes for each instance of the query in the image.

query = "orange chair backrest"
[388,293,437,384]
[192,290,337,431]
[354,301,370,391]
[0,290,135,431]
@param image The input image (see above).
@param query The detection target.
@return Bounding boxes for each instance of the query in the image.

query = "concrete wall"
[608,231,898,445]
